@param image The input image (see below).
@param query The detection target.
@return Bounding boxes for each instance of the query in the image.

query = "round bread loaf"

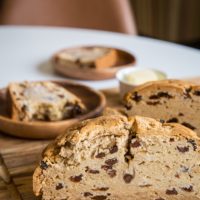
[33,115,200,200]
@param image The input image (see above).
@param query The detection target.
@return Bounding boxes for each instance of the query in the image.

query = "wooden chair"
[0,0,137,34]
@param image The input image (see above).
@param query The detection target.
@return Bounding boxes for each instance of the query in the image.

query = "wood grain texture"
[0,78,199,200]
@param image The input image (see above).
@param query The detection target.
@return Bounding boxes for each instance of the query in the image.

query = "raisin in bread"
[124,80,200,136]
[33,115,200,200]
[54,46,118,69]
[8,81,86,122]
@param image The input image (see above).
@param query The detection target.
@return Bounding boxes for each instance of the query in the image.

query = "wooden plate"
[0,81,106,139]
[53,46,136,80]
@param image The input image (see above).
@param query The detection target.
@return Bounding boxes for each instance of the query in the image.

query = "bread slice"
[54,46,118,69]
[33,115,200,200]
[124,80,200,136]
[8,81,86,122]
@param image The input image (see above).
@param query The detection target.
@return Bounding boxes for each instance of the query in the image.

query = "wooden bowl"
[0,81,106,139]
[53,46,136,80]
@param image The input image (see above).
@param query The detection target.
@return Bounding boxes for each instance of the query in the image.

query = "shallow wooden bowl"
[53,46,136,80]
[0,81,106,139]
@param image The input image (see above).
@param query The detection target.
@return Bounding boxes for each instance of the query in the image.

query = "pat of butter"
[123,69,160,85]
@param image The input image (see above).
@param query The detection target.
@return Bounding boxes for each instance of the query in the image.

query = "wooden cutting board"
[0,77,200,200]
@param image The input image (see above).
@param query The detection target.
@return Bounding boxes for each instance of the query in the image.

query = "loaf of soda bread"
[33,115,200,200]
[54,46,118,69]
[124,80,200,136]
[8,81,86,122]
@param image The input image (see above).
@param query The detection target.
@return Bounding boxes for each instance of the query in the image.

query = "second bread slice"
[54,46,118,69]
[123,80,200,136]
[8,81,86,122]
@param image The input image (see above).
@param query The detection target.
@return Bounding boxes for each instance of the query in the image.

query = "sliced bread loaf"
[8,81,86,122]
[54,46,118,69]
[33,115,200,200]
[124,80,200,136]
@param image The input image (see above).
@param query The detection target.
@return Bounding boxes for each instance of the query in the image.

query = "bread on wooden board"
[54,46,118,69]
[8,81,86,122]
[124,80,200,136]
[33,114,200,200]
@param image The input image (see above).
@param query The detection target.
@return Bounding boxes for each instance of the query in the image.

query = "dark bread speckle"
[149,92,173,99]
[187,139,197,151]
[167,118,178,123]
[177,146,189,153]
[166,188,178,195]
[105,158,118,166]
[40,161,48,170]
[132,92,142,102]
[55,183,63,190]
[84,192,93,197]
[181,185,193,192]
[131,140,141,148]
[107,169,117,178]
[123,173,134,183]
[69,174,83,182]
[194,90,200,96]
[146,101,160,105]
[96,152,106,158]
[109,145,118,154]
[181,122,196,130]
[91,195,107,200]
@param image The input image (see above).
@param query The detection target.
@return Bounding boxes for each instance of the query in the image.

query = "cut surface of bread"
[33,115,200,200]
[124,80,200,136]
[8,81,86,122]
[54,46,118,69]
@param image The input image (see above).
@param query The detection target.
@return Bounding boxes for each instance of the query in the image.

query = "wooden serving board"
[0,78,200,200]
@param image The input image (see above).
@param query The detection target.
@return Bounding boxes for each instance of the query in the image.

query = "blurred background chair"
[0,0,137,35]
[1,0,199,48]
[130,0,200,44]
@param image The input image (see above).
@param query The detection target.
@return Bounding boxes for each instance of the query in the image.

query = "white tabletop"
[0,26,200,90]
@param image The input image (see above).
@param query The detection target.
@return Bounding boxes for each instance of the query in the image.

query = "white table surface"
[0,26,200,90]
